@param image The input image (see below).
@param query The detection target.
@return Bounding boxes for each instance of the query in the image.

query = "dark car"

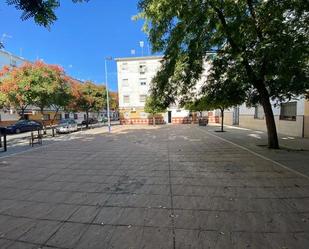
[81,118,98,125]
[5,120,43,134]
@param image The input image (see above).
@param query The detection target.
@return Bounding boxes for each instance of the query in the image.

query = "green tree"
[6,0,89,27]
[1,1,89,48]
[138,0,309,148]
[71,81,106,128]
[144,95,166,125]
[198,77,246,132]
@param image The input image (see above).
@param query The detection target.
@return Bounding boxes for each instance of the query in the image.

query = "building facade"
[116,56,194,125]
[224,97,309,138]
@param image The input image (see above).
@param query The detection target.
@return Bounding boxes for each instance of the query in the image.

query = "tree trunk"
[20,108,25,120]
[153,115,155,126]
[86,111,89,129]
[51,109,59,126]
[220,108,224,132]
[260,95,279,149]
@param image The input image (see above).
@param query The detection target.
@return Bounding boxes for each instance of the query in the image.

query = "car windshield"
[15,120,28,125]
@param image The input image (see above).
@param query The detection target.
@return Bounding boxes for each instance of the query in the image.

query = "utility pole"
[104,57,113,133]
[139,41,144,56]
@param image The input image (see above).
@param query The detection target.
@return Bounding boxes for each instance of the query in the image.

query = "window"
[55,114,62,120]
[280,102,297,121]
[74,113,78,120]
[43,114,50,121]
[254,105,264,119]
[64,113,70,119]
[123,95,130,104]
[139,63,147,74]
[122,63,128,71]
[122,79,129,87]
[139,95,147,103]
[140,78,147,86]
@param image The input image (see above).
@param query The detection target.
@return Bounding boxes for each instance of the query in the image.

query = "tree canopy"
[0,61,66,119]
[70,81,106,127]
[144,95,166,125]
[7,0,89,27]
[138,0,309,148]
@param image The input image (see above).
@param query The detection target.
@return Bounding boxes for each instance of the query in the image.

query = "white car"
[56,119,78,134]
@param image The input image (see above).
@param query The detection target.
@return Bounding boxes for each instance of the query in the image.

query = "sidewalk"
[203,124,309,178]
[0,124,123,158]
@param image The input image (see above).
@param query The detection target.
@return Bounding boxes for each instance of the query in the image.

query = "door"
[168,111,172,124]
[233,107,239,125]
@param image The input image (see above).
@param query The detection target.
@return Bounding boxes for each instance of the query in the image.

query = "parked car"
[81,118,98,125]
[5,120,43,134]
[56,119,78,134]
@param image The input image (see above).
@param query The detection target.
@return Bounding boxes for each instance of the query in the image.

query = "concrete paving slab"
[0,125,308,248]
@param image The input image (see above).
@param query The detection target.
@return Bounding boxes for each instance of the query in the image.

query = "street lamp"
[104,57,113,133]
[139,41,144,56]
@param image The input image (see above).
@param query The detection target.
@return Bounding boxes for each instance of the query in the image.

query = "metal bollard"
[0,128,7,152]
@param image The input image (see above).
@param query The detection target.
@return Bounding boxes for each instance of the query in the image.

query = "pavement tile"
[6,241,36,249]
[45,222,88,248]
[68,205,101,223]
[0,216,34,240]
[75,224,114,249]
[94,207,124,225]
[105,226,143,249]
[139,227,174,249]
[17,220,61,244]
[0,125,308,248]
[44,204,79,221]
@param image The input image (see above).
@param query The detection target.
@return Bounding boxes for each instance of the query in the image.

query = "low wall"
[120,117,200,125]
[120,118,165,125]
[172,117,198,124]
[0,120,16,127]
[208,116,220,123]
[223,112,233,125]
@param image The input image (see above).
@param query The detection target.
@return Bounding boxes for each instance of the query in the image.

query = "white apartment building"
[116,56,191,125]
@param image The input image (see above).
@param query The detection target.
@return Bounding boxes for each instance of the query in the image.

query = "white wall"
[237,97,305,116]
[116,56,163,109]
[0,110,20,121]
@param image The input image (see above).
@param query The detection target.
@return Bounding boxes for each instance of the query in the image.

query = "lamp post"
[139,41,144,56]
[104,57,112,133]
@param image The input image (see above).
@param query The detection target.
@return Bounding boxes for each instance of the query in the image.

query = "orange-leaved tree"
[70,81,106,128]
[0,61,66,124]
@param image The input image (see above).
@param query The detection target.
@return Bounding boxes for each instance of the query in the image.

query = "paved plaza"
[0,125,308,249]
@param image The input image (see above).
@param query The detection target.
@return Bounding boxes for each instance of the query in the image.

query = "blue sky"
[0,0,152,91]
